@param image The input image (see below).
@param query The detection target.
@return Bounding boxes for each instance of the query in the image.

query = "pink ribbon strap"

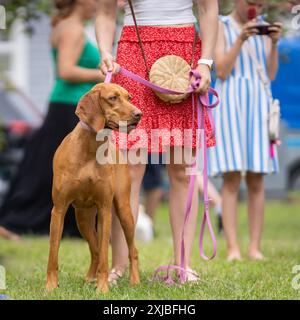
[104,68,219,284]
[270,140,281,159]
[270,142,275,159]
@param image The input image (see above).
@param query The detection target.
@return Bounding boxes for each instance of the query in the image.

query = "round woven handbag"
[149,55,191,104]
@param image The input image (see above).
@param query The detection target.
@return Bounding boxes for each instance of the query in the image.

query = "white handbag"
[268,98,280,141]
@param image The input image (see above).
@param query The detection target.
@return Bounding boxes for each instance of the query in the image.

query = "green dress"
[50,39,100,104]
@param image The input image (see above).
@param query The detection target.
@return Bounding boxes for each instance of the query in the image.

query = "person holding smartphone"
[209,0,282,261]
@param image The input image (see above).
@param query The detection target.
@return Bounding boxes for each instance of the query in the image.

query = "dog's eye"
[128,95,132,101]
[108,96,117,102]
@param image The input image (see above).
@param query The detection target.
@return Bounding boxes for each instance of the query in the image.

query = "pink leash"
[104,68,219,284]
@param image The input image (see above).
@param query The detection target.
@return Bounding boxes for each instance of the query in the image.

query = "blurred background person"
[142,156,164,225]
[209,0,282,261]
[0,0,102,240]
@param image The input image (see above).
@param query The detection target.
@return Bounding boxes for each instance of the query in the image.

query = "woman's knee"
[246,173,264,193]
[129,163,146,184]
[167,164,190,186]
[223,172,241,193]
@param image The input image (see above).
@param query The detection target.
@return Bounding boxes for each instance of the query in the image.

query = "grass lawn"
[0,198,300,300]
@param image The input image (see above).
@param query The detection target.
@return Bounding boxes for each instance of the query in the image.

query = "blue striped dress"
[208,15,279,176]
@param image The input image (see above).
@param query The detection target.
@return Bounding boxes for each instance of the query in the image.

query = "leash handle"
[104,71,113,83]
[119,67,219,108]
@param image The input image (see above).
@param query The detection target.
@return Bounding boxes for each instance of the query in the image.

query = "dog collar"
[79,120,95,133]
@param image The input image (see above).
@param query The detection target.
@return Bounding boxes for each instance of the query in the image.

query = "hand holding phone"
[249,22,283,40]
[266,22,283,44]
[253,24,273,35]
[239,21,260,42]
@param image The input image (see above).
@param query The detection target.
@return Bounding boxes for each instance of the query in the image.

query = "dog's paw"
[96,282,109,294]
[45,279,59,291]
[85,275,96,283]
[130,275,140,286]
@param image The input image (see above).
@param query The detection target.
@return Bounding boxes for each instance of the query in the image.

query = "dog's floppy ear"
[75,90,105,132]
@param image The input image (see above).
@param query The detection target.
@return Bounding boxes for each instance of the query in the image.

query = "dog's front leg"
[46,205,68,291]
[113,197,140,287]
[96,203,112,294]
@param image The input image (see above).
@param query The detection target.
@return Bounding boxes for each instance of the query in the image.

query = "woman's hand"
[238,21,259,42]
[268,22,283,45]
[194,64,211,94]
[99,52,120,78]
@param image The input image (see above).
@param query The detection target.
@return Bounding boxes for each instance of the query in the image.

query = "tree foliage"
[0,0,51,34]
[219,0,290,21]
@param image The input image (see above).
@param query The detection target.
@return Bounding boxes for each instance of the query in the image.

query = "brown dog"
[46,83,142,294]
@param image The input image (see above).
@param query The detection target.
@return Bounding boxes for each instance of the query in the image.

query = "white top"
[123,0,196,26]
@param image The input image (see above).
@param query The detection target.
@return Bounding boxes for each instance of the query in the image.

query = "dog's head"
[75,83,142,133]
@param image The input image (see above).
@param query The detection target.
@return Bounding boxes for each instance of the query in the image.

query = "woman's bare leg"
[222,172,242,261]
[246,172,265,260]
[166,147,199,272]
[144,187,163,221]
[0,226,21,241]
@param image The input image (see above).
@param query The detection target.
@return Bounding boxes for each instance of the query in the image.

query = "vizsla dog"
[46,83,142,294]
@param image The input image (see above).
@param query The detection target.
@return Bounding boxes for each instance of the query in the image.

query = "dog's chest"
[71,162,114,209]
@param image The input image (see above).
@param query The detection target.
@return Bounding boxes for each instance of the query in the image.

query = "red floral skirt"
[113,25,215,153]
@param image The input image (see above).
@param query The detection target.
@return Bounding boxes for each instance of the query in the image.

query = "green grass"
[0,199,300,300]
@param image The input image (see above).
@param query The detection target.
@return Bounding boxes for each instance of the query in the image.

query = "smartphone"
[252,24,274,35]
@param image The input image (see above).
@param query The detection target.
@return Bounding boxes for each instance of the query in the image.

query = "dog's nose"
[132,110,143,120]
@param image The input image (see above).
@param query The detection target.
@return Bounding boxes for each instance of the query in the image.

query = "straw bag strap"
[127,0,150,74]
[127,0,198,74]
[244,42,273,100]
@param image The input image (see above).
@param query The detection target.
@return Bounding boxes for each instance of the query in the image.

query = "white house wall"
[28,15,53,116]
